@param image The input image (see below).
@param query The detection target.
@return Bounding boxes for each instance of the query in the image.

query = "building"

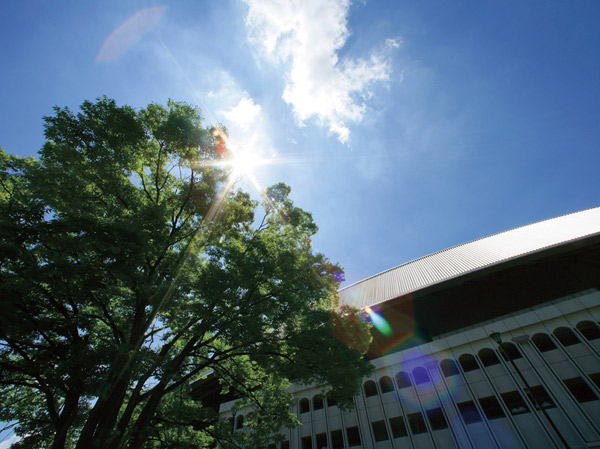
[219,207,600,449]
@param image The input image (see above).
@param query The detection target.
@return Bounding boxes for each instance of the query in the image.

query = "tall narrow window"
[528,385,556,409]
[426,407,449,430]
[459,354,480,372]
[563,377,599,403]
[413,367,431,385]
[407,412,428,434]
[389,416,408,438]
[440,359,460,377]
[500,391,530,415]
[346,426,361,447]
[577,321,600,341]
[478,348,501,367]
[313,394,324,410]
[478,395,506,420]
[235,415,244,429]
[301,436,312,449]
[281,441,290,449]
[299,398,310,414]
[315,433,327,449]
[499,343,522,361]
[363,380,378,397]
[532,333,557,352]
[395,371,412,389]
[371,420,389,442]
[457,401,482,424]
[330,430,344,449]
[379,376,394,393]
[554,327,580,346]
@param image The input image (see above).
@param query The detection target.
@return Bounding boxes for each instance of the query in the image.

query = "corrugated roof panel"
[339,207,600,309]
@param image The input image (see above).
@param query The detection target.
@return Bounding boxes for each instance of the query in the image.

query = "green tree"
[0,98,372,449]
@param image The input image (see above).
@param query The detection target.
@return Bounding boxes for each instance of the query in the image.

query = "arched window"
[577,321,600,341]
[554,327,580,346]
[459,354,479,372]
[313,394,324,410]
[379,376,394,393]
[499,342,522,361]
[532,333,557,352]
[440,359,460,377]
[235,414,244,429]
[395,371,412,389]
[363,380,378,397]
[299,398,310,414]
[478,348,500,367]
[412,367,430,385]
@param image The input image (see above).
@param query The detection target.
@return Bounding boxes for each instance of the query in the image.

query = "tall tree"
[0,98,372,449]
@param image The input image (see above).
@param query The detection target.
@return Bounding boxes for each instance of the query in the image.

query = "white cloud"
[243,0,397,143]
[205,70,272,160]
[221,97,262,132]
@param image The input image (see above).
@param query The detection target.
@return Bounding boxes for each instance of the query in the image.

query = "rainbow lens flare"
[365,306,392,335]
[96,6,168,62]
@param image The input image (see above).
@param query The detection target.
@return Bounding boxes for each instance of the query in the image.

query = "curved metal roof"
[338,206,600,310]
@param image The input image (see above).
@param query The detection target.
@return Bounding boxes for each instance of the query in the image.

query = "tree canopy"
[0,97,372,449]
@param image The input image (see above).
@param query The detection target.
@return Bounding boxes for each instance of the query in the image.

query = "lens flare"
[230,148,263,179]
[365,307,392,335]
[96,5,168,62]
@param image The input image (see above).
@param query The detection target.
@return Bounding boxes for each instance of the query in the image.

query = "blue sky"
[1,0,599,295]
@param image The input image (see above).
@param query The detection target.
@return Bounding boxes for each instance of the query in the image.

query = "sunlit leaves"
[0,98,372,449]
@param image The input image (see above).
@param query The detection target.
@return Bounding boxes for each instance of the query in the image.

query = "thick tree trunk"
[74,347,135,449]
[51,389,81,449]
[126,382,167,449]
[125,337,199,449]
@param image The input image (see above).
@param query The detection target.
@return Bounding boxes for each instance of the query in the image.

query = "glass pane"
[316,433,327,449]
[457,401,482,424]
[363,380,378,397]
[478,348,501,367]
[371,420,389,442]
[532,333,557,352]
[577,321,600,340]
[478,395,505,420]
[459,354,480,372]
[563,377,598,403]
[346,426,361,447]
[395,371,412,388]
[299,398,310,414]
[313,395,324,410]
[554,327,580,346]
[528,385,556,409]
[389,416,408,438]
[330,430,344,449]
[407,412,428,434]
[500,391,530,415]
[426,407,448,430]
[440,359,460,377]
[413,367,431,384]
[379,376,394,393]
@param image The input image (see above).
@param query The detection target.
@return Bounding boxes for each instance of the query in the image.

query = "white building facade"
[219,207,600,449]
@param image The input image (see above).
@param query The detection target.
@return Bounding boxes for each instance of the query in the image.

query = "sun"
[229,147,263,179]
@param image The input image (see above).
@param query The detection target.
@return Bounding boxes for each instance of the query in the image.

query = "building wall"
[221,289,600,449]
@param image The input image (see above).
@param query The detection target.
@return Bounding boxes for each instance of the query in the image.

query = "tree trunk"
[125,337,199,449]
[74,347,135,449]
[51,389,80,449]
